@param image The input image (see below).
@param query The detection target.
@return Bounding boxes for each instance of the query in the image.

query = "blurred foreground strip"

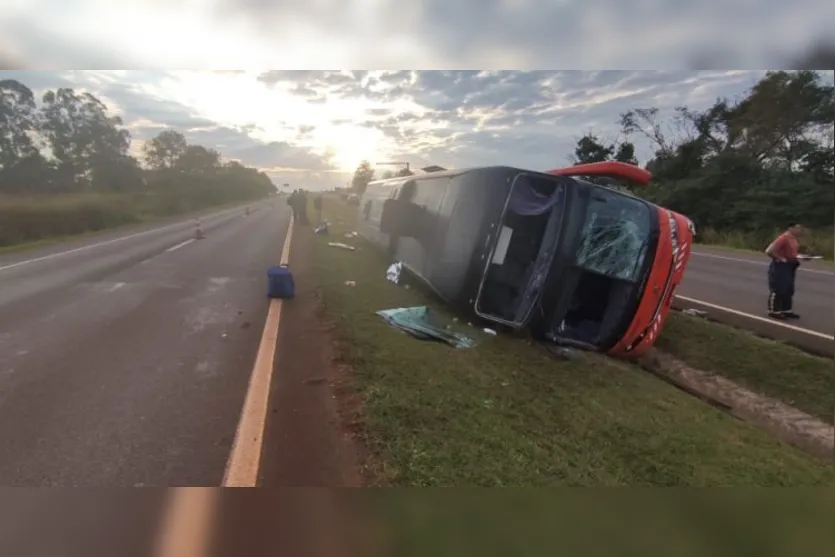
[154,488,218,557]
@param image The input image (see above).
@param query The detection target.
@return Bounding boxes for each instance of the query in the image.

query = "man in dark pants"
[313,193,323,224]
[765,224,803,320]
[297,189,309,225]
[287,189,299,220]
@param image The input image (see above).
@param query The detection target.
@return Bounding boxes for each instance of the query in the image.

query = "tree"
[730,70,833,168]
[572,132,637,166]
[0,79,40,170]
[143,129,188,170]
[607,70,834,246]
[40,88,132,189]
[613,142,638,165]
[618,107,678,156]
[175,145,221,174]
[90,154,145,191]
[396,167,414,177]
[350,160,375,195]
[381,170,395,179]
[573,133,614,164]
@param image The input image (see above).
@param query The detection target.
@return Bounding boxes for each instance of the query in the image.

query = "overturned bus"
[357,161,693,358]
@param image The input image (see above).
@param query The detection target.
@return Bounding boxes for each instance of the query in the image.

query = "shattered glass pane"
[574,191,651,282]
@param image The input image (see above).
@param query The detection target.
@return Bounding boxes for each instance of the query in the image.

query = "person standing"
[313,193,323,224]
[765,224,803,320]
[297,189,310,226]
[286,189,299,221]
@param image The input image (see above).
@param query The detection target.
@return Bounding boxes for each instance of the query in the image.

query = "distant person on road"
[313,193,323,224]
[297,189,309,226]
[286,190,299,220]
[765,224,803,320]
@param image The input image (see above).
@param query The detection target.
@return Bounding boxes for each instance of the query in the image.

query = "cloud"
[3,1,833,69]
[3,68,831,190]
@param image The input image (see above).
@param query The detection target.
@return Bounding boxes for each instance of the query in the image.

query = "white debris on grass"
[328,242,356,251]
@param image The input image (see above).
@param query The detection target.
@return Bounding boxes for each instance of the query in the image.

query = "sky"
[1,1,833,190]
[1,69,794,190]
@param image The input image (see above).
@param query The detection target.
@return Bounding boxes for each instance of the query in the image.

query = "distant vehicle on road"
[357,161,693,358]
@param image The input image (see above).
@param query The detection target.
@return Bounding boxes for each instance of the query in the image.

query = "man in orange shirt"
[765,224,804,320]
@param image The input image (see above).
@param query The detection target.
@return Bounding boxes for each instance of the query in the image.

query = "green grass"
[312,199,833,486]
[656,313,834,423]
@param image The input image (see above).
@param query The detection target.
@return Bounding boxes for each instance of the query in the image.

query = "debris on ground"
[483,328,497,335]
[314,222,329,235]
[376,306,475,348]
[386,261,403,284]
[681,308,708,318]
[546,345,582,360]
[344,280,356,287]
[344,231,359,238]
[327,242,356,251]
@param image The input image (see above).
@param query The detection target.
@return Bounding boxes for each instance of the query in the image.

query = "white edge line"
[0,206,239,273]
[222,214,294,487]
[691,251,834,276]
[675,295,834,340]
[165,239,196,253]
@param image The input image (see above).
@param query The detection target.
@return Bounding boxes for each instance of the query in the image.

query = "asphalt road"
[0,201,289,486]
[679,246,834,338]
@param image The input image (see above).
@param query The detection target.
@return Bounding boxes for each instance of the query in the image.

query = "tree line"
[348,160,414,195]
[0,78,275,246]
[570,70,834,254]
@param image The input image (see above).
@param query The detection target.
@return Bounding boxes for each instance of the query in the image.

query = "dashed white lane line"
[690,251,834,276]
[223,215,295,487]
[165,239,196,253]
[107,282,126,293]
[675,295,834,340]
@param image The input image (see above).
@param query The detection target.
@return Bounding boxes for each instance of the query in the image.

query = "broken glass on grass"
[376,306,476,348]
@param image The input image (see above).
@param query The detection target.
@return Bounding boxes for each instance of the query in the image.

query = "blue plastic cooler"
[267,265,295,299]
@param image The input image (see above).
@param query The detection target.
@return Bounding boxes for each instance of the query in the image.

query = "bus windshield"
[574,188,651,282]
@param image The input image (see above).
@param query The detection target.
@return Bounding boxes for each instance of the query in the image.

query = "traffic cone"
[194,219,205,239]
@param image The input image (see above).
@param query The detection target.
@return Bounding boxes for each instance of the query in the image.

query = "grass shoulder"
[656,313,834,423]
[312,198,833,486]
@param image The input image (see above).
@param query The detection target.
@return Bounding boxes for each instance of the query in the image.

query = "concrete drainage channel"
[638,348,834,460]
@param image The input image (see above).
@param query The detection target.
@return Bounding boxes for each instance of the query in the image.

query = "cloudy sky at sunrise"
[2,1,833,189]
[3,69,807,190]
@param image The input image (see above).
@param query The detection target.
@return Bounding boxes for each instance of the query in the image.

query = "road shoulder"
[259,222,365,487]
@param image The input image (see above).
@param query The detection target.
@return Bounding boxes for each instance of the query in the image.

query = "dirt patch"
[258,223,365,487]
[639,348,834,460]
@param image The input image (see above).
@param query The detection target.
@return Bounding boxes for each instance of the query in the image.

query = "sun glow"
[321,124,387,172]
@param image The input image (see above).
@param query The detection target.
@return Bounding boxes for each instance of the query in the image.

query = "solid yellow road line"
[222,216,295,487]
